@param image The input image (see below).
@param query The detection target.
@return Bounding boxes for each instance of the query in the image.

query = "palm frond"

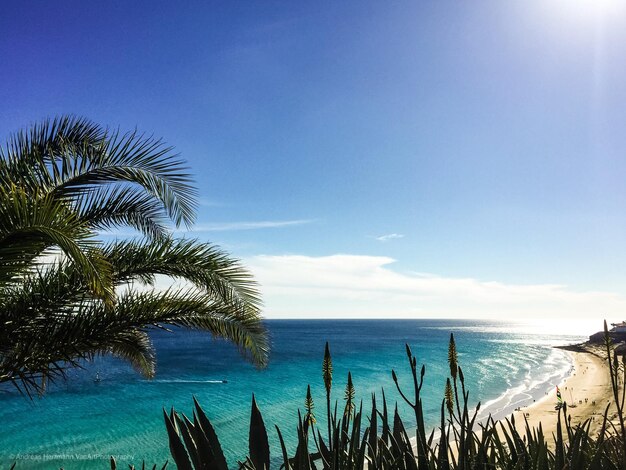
[47,129,197,228]
[0,116,269,396]
[0,299,155,393]
[105,238,262,311]
[0,116,104,168]
[0,186,112,299]
[1,116,197,228]
[107,329,156,378]
[0,116,105,194]
[113,288,268,367]
[73,185,170,239]
[0,285,267,395]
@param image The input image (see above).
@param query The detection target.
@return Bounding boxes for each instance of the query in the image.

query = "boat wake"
[149,379,228,384]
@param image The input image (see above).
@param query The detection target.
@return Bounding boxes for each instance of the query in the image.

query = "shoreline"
[474,346,573,425]
[412,344,614,449]
[508,347,613,438]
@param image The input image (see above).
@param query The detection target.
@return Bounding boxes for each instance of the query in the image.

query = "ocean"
[0,319,586,469]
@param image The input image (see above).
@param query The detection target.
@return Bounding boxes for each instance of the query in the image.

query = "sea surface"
[0,319,586,469]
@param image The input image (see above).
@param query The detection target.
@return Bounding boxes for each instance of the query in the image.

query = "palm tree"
[0,116,268,395]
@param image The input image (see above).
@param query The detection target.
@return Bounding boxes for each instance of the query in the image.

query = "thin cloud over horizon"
[189,219,314,232]
[375,233,405,242]
[98,219,314,237]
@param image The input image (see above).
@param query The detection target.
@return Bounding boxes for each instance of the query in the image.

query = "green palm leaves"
[0,116,267,395]
[0,116,196,229]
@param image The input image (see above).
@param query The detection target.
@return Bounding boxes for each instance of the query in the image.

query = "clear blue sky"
[3,1,626,323]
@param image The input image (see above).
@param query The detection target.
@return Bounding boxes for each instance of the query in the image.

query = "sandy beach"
[508,347,615,438]
[414,345,618,454]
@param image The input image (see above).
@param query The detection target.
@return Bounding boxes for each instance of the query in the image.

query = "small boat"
[94,372,101,383]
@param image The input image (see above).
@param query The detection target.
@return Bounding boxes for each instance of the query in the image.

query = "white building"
[610,322,626,333]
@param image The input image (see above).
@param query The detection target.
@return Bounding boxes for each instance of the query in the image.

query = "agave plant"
[0,116,268,396]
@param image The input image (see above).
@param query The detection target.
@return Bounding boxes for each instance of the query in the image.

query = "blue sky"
[3,1,626,324]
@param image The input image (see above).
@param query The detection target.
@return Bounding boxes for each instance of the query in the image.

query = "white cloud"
[187,219,313,232]
[375,233,405,242]
[98,219,313,237]
[246,254,626,327]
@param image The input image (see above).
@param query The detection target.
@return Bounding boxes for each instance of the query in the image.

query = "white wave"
[475,348,572,423]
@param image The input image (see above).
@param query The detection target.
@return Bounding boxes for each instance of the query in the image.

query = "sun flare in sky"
[551,0,625,15]
[580,0,624,13]
[3,1,626,325]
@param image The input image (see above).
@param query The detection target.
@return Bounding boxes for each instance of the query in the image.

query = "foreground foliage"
[0,116,268,396]
[161,325,625,469]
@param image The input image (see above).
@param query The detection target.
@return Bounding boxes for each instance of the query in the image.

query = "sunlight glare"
[560,0,626,17]
[511,317,604,337]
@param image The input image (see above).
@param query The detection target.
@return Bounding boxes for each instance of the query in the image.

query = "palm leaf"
[0,116,269,396]
[105,238,262,311]
[0,185,112,300]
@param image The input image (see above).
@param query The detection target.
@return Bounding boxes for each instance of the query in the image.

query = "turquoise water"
[0,319,585,469]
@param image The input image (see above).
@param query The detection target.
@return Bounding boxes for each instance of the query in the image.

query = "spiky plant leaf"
[344,372,355,417]
[445,377,454,415]
[448,333,458,380]
[275,425,291,470]
[249,394,270,470]
[322,341,333,450]
[305,384,316,425]
[192,396,228,470]
[322,341,332,395]
[163,409,193,470]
